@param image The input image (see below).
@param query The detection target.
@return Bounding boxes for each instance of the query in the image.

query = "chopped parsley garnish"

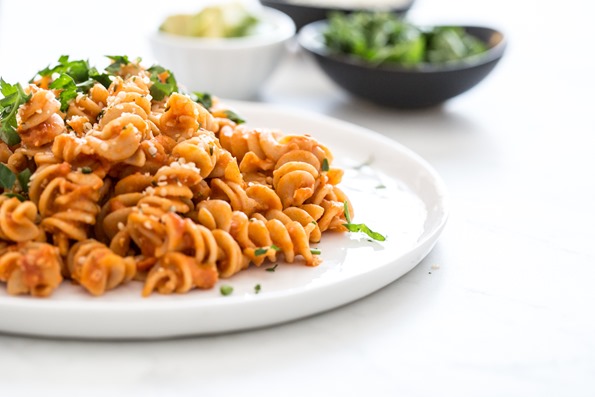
[2,192,26,201]
[31,55,117,112]
[254,284,261,294]
[0,79,30,146]
[265,264,278,272]
[88,70,112,89]
[255,244,280,256]
[49,73,78,112]
[9,55,184,141]
[0,163,16,189]
[147,65,178,101]
[342,200,386,241]
[81,167,93,174]
[254,247,268,256]
[310,248,321,255]
[324,12,487,67]
[0,164,32,195]
[375,184,386,189]
[343,200,352,224]
[105,55,133,74]
[16,168,31,193]
[8,55,181,143]
[190,91,213,109]
[35,55,91,83]
[321,158,330,172]
[344,222,386,241]
[220,284,234,296]
[223,109,245,124]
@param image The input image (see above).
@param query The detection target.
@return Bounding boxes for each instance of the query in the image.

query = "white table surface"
[1,0,594,396]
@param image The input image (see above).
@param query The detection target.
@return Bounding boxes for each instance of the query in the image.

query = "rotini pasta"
[0,56,353,298]
[0,242,63,297]
[67,239,135,296]
[0,196,40,242]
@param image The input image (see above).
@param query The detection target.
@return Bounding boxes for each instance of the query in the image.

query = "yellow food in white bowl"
[149,5,295,100]
[160,2,260,38]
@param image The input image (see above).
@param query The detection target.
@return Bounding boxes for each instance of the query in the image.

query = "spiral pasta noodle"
[67,239,135,296]
[220,125,349,232]
[17,87,65,148]
[196,199,318,267]
[0,196,40,242]
[29,162,103,256]
[0,242,63,297]
[66,84,109,134]
[0,56,354,298]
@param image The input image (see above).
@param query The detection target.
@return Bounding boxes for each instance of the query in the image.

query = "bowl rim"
[298,19,507,73]
[259,0,415,13]
[151,6,296,48]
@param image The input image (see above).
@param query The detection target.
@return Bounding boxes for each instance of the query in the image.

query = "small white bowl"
[149,6,295,100]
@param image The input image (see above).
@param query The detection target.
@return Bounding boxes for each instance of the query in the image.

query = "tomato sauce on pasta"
[0,57,352,297]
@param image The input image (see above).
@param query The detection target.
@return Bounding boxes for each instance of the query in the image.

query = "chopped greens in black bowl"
[323,12,488,67]
[298,12,506,108]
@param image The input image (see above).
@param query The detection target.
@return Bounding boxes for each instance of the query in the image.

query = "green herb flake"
[89,69,112,88]
[147,64,178,101]
[105,55,132,74]
[81,167,93,174]
[29,57,116,111]
[375,184,386,189]
[49,73,78,112]
[310,248,321,255]
[190,91,213,109]
[344,222,386,241]
[321,158,330,172]
[0,163,16,190]
[254,247,268,256]
[2,192,26,202]
[220,284,234,296]
[266,264,278,272]
[17,168,31,193]
[343,200,352,224]
[254,284,261,294]
[256,244,280,256]
[33,56,92,84]
[342,200,386,241]
[223,110,245,124]
[0,79,30,146]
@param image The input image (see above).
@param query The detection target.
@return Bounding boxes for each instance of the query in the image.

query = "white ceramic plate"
[0,102,448,339]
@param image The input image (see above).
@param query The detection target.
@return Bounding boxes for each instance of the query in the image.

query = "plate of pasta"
[0,56,447,339]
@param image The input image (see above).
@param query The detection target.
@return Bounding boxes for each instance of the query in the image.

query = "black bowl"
[298,20,507,108]
[259,0,415,31]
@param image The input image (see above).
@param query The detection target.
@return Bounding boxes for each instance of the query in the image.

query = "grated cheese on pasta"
[0,56,354,298]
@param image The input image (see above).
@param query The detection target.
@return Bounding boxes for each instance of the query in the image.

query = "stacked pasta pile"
[0,56,351,298]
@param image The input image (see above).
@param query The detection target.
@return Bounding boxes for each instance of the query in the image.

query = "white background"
[0,0,594,396]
